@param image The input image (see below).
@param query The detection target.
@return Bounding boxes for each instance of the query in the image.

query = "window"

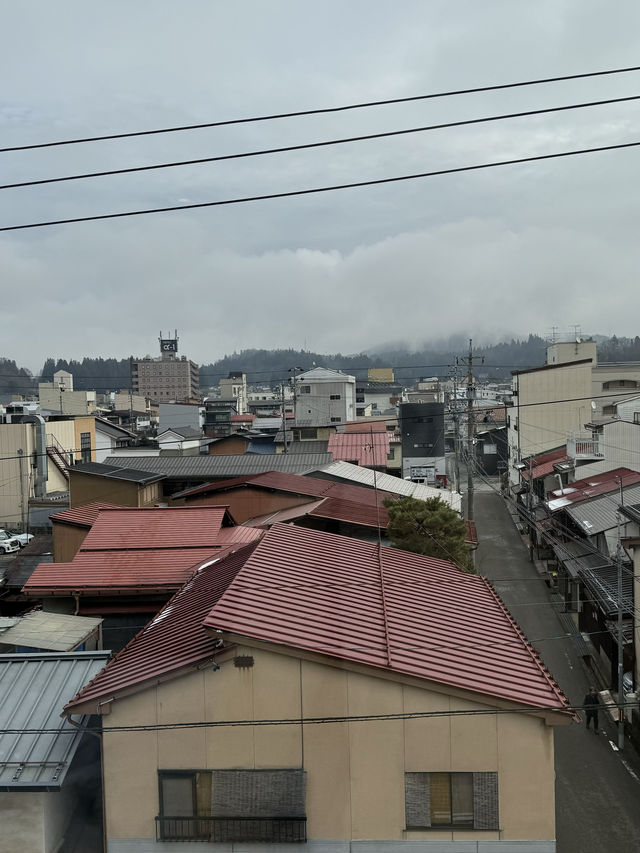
[330,417,341,422]
[80,431,92,463]
[405,772,498,830]
[603,379,638,390]
[299,385,311,394]
[634,412,640,424]
[299,428,317,439]
[157,770,306,843]
[330,394,341,400]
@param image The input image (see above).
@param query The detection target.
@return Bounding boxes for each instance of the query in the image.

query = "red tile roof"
[343,420,389,433]
[24,507,263,595]
[50,502,121,528]
[177,470,390,508]
[546,467,640,510]
[245,497,389,530]
[521,447,568,482]
[64,525,571,719]
[328,431,390,467]
[65,543,259,714]
[78,507,234,550]
[204,524,572,715]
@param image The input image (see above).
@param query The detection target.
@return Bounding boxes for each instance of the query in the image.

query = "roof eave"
[205,630,575,725]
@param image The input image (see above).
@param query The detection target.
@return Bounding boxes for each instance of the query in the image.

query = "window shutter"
[211,770,306,818]
[472,771,499,830]
[404,772,430,827]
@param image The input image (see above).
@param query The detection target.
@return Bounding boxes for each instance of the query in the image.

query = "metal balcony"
[156,815,307,843]
[567,435,604,462]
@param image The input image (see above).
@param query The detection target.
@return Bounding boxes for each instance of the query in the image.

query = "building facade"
[400,402,446,484]
[295,367,356,427]
[130,334,199,404]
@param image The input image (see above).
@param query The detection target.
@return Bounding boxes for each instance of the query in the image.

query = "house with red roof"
[65,524,572,851]
[24,506,263,650]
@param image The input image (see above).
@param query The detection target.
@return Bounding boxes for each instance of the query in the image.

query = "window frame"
[404,771,499,832]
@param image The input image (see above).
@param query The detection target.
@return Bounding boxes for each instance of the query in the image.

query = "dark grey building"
[400,402,446,484]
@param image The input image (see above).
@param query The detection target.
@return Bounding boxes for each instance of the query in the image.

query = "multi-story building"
[38,370,97,415]
[400,402,446,484]
[130,333,199,404]
[218,371,247,415]
[295,367,355,427]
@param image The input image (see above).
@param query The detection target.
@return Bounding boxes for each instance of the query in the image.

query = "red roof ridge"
[481,581,575,718]
[64,542,260,714]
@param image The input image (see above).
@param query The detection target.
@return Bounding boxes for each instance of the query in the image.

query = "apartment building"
[130,333,199,404]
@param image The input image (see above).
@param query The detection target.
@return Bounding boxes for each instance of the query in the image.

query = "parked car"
[12,532,34,548]
[0,534,20,554]
[0,530,24,552]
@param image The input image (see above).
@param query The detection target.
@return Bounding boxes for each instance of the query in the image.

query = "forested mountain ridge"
[2,335,639,398]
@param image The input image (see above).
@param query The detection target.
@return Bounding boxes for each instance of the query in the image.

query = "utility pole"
[281,383,287,453]
[457,339,483,522]
[616,474,625,750]
[451,368,461,494]
[288,367,302,426]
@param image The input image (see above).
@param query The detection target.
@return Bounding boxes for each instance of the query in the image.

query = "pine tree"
[383,495,474,573]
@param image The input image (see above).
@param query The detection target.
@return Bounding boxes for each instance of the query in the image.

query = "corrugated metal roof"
[176,470,388,509]
[521,447,567,482]
[0,651,110,789]
[579,564,634,617]
[24,507,263,595]
[0,611,102,652]
[328,432,390,467]
[204,524,572,715]
[79,507,230,550]
[106,453,332,478]
[64,525,571,719]
[565,483,640,535]
[546,468,640,511]
[65,544,259,714]
[310,461,462,512]
[245,497,389,530]
[50,502,122,528]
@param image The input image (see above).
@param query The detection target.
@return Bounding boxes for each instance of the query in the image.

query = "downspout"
[18,414,48,499]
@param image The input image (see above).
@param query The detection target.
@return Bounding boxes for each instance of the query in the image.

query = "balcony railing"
[567,435,605,461]
[156,815,307,843]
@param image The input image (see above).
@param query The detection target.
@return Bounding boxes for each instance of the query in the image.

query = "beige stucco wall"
[509,361,592,483]
[102,645,557,844]
[0,423,36,529]
[0,791,45,853]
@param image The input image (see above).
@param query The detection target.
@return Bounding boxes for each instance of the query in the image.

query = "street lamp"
[58,379,66,414]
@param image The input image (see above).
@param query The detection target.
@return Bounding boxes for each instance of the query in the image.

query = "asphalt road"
[474,486,640,853]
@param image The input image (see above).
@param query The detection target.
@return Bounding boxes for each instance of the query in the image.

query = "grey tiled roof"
[106,453,333,479]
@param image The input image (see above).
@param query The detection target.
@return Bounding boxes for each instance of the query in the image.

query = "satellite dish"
[591,401,597,411]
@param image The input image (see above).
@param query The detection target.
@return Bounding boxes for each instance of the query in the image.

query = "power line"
[3,64,639,154]
[2,139,640,233]
[4,93,640,192]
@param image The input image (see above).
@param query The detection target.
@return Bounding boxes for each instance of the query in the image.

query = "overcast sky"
[2,1,640,373]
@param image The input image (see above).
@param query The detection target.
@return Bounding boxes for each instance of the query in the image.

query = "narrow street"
[475,486,640,852]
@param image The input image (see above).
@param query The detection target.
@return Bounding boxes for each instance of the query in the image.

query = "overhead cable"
[2,63,639,153]
[3,94,639,191]
[2,139,640,233]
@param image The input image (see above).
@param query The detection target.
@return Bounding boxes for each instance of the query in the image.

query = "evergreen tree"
[383,495,474,573]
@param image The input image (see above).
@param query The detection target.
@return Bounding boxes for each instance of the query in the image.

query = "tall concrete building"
[130,332,199,404]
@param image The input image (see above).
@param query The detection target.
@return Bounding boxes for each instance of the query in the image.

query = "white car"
[0,530,25,552]
[12,533,34,548]
[0,536,19,554]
